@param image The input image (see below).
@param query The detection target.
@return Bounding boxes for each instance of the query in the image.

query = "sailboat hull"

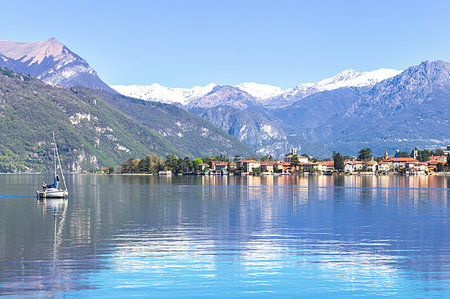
[37,188,67,199]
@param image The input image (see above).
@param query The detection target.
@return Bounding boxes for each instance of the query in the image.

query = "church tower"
[384,149,389,160]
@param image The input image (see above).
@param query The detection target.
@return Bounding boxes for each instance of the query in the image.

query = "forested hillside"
[0,68,253,172]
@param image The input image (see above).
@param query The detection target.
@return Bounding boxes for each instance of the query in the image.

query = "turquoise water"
[0,174,449,297]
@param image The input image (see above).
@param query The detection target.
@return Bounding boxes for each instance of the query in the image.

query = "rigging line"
[53,132,67,191]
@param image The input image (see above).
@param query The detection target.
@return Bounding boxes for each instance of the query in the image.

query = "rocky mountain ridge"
[0,38,116,94]
[112,68,401,108]
[0,67,254,172]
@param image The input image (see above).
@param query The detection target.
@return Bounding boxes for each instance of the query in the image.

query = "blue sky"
[2,0,450,88]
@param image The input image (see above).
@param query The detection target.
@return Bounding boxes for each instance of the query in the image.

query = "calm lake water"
[0,174,449,298]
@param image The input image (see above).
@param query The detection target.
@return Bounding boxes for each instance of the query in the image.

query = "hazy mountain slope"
[268,60,450,156]
[332,60,450,153]
[113,68,400,109]
[0,38,116,94]
[93,88,255,158]
[269,87,363,156]
[188,86,291,155]
[0,67,177,172]
[263,68,401,108]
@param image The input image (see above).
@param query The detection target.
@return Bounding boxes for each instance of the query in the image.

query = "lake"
[0,174,449,297]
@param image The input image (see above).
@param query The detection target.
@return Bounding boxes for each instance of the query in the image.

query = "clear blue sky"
[2,0,450,88]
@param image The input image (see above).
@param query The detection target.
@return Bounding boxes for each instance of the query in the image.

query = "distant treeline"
[108,154,232,175]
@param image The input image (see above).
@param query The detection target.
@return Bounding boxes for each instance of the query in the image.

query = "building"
[260,161,276,173]
[344,161,364,172]
[284,154,294,163]
[197,163,209,171]
[214,162,228,171]
[365,161,378,172]
[298,155,309,163]
[429,156,447,163]
[274,161,291,173]
[235,160,261,173]
[284,153,308,164]
[383,157,419,170]
[443,145,450,156]
[302,161,333,172]
[376,162,390,172]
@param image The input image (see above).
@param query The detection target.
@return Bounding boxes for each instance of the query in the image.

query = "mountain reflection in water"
[0,174,449,297]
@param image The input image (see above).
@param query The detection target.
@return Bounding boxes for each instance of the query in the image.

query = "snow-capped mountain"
[262,68,401,107]
[314,68,401,91]
[269,60,450,156]
[112,83,216,105]
[0,38,116,93]
[235,82,285,99]
[112,68,401,108]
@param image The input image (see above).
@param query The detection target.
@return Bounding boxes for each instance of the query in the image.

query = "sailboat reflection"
[36,198,68,261]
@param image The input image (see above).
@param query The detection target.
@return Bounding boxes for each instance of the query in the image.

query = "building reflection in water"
[0,174,449,296]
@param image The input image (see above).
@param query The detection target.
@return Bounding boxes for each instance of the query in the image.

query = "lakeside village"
[107,146,450,176]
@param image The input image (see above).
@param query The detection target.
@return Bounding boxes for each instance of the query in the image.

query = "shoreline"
[1,172,448,176]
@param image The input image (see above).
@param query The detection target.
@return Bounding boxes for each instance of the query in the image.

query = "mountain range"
[111,68,401,108]
[0,38,117,94]
[112,65,405,156]
[0,67,253,172]
[0,38,449,161]
[113,61,450,157]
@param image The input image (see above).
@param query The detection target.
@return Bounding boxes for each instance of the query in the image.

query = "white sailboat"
[37,132,68,199]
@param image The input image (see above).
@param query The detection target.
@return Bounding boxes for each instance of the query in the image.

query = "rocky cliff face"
[187,86,291,156]
[269,60,450,156]
[0,38,116,94]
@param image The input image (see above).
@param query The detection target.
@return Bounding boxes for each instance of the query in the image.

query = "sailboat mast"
[53,131,57,177]
[53,133,67,191]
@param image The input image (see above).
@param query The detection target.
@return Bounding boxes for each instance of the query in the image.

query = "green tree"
[358,148,372,161]
[434,149,445,156]
[213,155,229,162]
[138,159,147,173]
[416,149,431,162]
[291,154,300,169]
[202,157,212,165]
[252,167,262,175]
[397,151,410,158]
[193,158,203,172]
[437,162,444,172]
[165,154,179,173]
[333,152,344,172]
[120,158,133,173]
[131,159,140,173]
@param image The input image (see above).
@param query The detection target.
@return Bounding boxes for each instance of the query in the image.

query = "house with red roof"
[383,157,419,170]
[235,160,261,173]
[260,161,276,173]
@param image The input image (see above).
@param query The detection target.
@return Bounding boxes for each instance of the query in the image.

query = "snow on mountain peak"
[111,68,401,107]
[297,68,401,92]
[235,82,285,99]
[111,83,217,105]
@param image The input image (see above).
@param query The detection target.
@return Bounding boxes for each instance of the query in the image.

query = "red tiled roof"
[317,161,334,166]
[430,156,447,160]
[346,161,364,165]
[260,161,276,166]
[383,157,418,162]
